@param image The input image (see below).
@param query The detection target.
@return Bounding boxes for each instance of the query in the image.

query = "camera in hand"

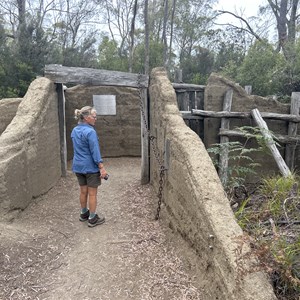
[104,174,109,180]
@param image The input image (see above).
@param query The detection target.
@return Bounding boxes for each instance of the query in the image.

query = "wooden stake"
[251,108,291,177]
[218,89,233,186]
[285,92,300,170]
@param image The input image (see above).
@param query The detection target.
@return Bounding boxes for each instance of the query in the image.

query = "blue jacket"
[71,123,103,174]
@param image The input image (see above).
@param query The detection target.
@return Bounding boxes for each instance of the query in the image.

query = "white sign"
[93,95,116,115]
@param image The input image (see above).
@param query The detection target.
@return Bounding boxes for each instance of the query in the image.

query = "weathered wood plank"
[285,92,300,169]
[44,64,149,88]
[172,83,205,91]
[180,111,204,120]
[251,108,291,177]
[244,85,252,95]
[141,88,150,184]
[219,129,300,144]
[56,83,67,177]
[192,109,300,122]
[219,89,233,186]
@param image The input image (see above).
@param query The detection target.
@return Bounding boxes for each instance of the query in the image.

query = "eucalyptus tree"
[172,0,217,81]
[144,0,150,74]
[265,0,300,52]
[235,40,286,96]
[102,0,141,71]
[52,0,101,67]
[216,0,300,55]
[0,0,104,97]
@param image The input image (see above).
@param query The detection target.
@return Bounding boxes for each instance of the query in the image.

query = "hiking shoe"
[79,210,90,222]
[88,214,105,227]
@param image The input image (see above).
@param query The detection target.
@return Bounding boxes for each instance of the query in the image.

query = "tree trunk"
[144,0,150,75]
[168,0,176,67]
[162,0,168,68]
[129,0,138,73]
[267,0,299,54]
[287,0,299,43]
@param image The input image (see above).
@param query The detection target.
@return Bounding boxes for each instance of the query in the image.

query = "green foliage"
[133,40,165,73]
[207,139,261,191]
[219,60,240,82]
[213,29,247,76]
[259,175,300,221]
[97,36,128,71]
[278,39,300,95]
[207,126,268,191]
[234,40,286,96]
[234,174,300,298]
[181,46,214,84]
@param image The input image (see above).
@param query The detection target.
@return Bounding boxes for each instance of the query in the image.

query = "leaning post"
[251,108,291,177]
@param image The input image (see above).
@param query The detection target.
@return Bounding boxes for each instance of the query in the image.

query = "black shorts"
[75,172,101,188]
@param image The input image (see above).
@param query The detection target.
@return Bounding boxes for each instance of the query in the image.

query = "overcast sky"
[213,0,264,23]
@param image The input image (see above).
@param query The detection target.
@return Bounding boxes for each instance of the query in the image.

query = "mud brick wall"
[149,67,276,300]
[0,98,22,135]
[0,78,61,221]
[64,85,141,160]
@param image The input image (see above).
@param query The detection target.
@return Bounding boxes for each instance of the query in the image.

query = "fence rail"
[174,84,300,183]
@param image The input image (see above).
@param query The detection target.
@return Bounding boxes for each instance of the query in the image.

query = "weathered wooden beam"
[285,92,300,170]
[44,64,149,88]
[244,85,252,95]
[192,109,300,122]
[172,83,205,91]
[219,129,300,144]
[219,89,233,187]
[181,111,204,120]
[251,108,291,177]
[141,88,150,184]
[56,83,67,177]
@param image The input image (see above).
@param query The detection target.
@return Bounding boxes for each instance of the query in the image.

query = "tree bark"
[162,0,168,68]
[144,0,150,75]
[129,0,138,73]
[168,0,176,67]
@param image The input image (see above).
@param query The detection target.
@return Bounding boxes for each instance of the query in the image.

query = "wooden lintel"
[44,64,149,88]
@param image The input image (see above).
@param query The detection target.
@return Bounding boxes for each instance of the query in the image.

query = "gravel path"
[0,157,208,300]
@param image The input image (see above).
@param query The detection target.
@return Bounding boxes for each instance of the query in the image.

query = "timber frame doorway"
[44,64,150,184]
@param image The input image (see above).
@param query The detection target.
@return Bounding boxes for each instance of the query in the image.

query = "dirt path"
[0,157,208,300]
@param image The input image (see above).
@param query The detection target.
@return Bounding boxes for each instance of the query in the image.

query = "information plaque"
[93,95,116,115]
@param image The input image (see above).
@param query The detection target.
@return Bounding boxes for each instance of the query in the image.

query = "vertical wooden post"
[218,89,233,187]
[244,85,252,95]
[184,92,190,111]
[251,108,291,177]
[56,83,67,177]
[174,69,183,83]
[189,91,195,110]
[285,92,300,170]
[141,88,150,184]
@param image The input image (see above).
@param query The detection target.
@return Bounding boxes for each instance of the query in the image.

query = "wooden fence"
[172,83,205,141]
[174,84,300,184]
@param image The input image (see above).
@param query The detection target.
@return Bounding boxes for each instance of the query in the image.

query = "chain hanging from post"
[137,73,165,220]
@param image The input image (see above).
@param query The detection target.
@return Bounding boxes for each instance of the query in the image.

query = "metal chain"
[137,73,165,220]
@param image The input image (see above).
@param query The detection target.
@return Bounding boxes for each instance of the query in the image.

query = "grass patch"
[234,175,300,300]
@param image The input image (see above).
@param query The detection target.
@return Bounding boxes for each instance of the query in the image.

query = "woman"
[71,106,108,227]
